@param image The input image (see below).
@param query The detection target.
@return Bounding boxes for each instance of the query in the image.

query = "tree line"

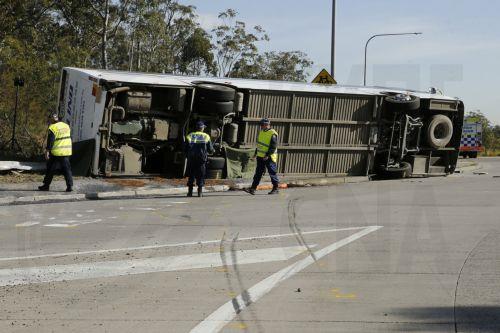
[0,0,313,157]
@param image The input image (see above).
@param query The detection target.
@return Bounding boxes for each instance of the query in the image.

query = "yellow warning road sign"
[312,69,337,85]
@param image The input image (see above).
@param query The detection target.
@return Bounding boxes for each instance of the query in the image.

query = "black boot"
[268,185,279,195]
[187,186,193,197]
[197,186,203,197]
[38,185,49,191]
[243,187,256,195]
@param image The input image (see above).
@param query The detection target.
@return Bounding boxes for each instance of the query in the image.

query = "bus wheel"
[385,94,420,112]
[207,157,226,169]
[195,84,236,102]
[427,115,453,149]
[384,162,412,179]
[197,100,234,114]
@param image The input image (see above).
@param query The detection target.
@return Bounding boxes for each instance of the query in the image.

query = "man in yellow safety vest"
[38,113,73,192]
[244,118,280,195]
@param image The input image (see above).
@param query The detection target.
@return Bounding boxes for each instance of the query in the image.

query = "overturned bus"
[58,67,464,179]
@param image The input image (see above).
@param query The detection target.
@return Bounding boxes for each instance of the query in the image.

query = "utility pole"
[331,0,336,76]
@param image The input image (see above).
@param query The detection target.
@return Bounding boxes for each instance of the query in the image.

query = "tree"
[86,0,130,69]
[0,1,55,45]
[212,9,269,77]
[231,51,312,82]
[180,27,214,75]
[125,0,212,74]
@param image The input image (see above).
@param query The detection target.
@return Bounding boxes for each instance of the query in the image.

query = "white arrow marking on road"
[0,226,371,262]
[190,225,383,333]
[0,245,312,287]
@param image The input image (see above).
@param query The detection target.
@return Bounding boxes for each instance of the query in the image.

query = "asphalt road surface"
[1,158,499,333]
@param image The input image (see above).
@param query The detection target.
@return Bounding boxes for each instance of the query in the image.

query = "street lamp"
[363,32,422,86]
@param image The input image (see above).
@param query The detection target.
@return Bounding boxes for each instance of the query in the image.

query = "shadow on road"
[391,306,500,332]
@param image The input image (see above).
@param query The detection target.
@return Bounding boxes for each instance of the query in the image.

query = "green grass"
[481,150,500,157]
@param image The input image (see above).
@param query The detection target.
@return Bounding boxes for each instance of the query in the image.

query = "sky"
[180,0,500,125]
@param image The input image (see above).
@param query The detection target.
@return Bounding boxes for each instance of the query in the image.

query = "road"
[0,158,499,333]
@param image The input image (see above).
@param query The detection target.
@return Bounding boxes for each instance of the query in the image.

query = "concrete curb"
[0,185,232,206]
[0,175,368,206]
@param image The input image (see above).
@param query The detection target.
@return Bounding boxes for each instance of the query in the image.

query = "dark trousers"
[186,159,206,187]
[43,156,73,188]
[251,157,279,189]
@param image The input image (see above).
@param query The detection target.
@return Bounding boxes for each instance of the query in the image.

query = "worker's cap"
[195,120,206,129]
[48,113,59,121]
[259,118,270,125]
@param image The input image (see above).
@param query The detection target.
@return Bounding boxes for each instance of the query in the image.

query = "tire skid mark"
[287,197,317,261]
[230,234,264,333]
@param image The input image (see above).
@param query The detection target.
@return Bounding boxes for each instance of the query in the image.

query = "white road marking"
[15,222,40,228]
[189,226,383,333]
[0,226,373,262]
[119,207,157,211]
[168,201,188,204]
[0,246,311,287]
[76,214,83,218]
[75,219,103,226]
[44,219,103,228]
[85,210,95,213]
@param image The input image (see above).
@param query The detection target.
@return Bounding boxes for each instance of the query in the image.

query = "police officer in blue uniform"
[185,121,214,197]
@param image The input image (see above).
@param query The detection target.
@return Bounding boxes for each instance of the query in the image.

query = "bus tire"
[197,100,234,114]
[385,95,420,112]
[427,115,453,149]
[195,84,235,102]
[385,162,412,179]
[207,157,225,170]
[206,168,223,179]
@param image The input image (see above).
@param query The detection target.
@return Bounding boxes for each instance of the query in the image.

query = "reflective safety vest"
[48,122,72,156]
[256,129,278,163]
[186,131,211,144]
[186,131,212,161]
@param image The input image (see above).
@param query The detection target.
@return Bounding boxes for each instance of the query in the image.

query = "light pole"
[363,32,422,86]
[331,0,336,76]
